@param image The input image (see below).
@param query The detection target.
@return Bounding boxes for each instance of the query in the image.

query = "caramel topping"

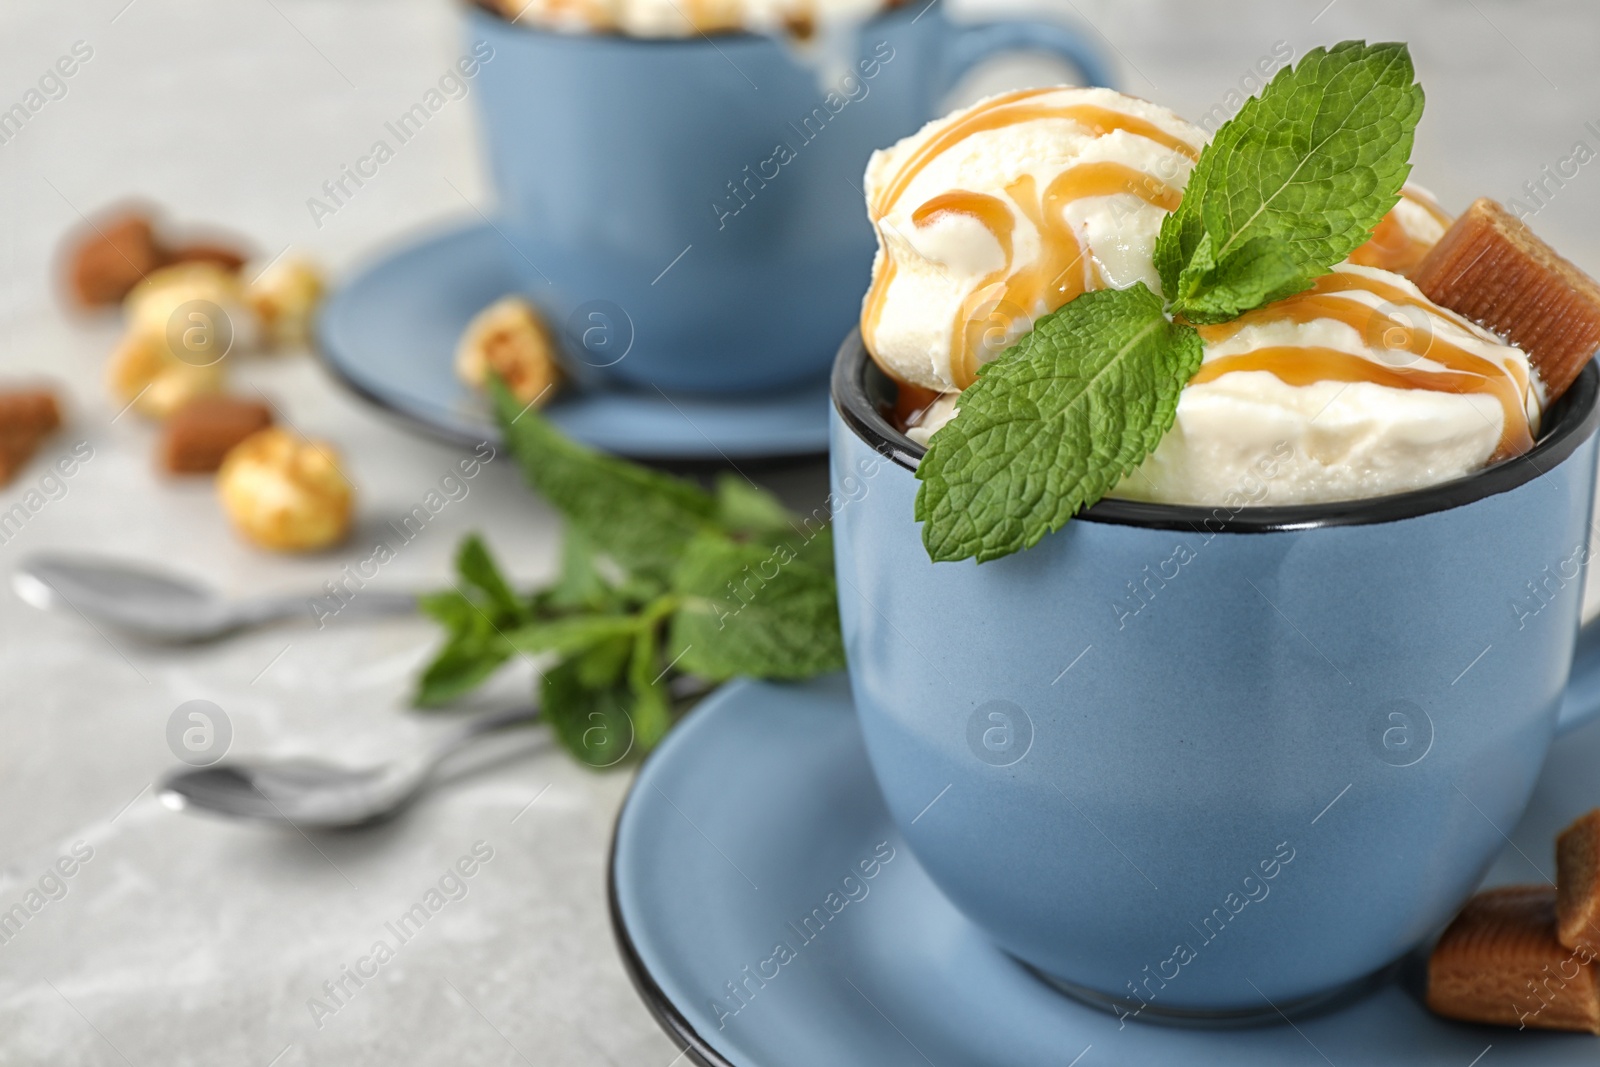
[860,92,1199,387]
[868,92,1200,220]
[1192,270,1534,458]
[1348,187,1454,276]
[867,163,1182,387]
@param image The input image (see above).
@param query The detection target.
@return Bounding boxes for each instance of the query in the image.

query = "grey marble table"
[1,0,1597,1063]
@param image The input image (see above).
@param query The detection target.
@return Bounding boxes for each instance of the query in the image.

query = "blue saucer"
[611,675,1600,1065]
[315,222,831,459]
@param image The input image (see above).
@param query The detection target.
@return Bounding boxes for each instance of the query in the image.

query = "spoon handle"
[433,705,542,764]
[239,589,420,630]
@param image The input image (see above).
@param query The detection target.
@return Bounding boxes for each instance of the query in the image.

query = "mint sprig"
[412,382,845,768]
[1156,40,1424,323]
[915,285,1201,562]
[916,40,1425,562]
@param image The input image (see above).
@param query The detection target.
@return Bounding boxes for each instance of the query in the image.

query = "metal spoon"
[11,553,417,643]
[159,704,542,828]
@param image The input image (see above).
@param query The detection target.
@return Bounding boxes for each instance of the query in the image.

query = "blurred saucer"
[315,221,830,460]
[610,675,1600,1066]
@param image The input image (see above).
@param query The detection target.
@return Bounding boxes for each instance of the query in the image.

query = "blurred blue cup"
[466,4,1113,394]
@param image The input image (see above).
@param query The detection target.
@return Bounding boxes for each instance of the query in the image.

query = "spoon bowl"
[159,705,541,828]
[14,554,235,643]
[12,552,417,643]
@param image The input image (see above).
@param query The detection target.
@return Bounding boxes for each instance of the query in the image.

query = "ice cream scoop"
[1113,264,1539,506]
[908,263,1540,507]
[860,86,1208,392]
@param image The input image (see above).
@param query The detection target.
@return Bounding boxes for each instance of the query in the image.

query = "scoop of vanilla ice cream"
[485,0,887,37]
[905,265,1540,507]
[862,87,1208,392]
[1110,264,1540,506]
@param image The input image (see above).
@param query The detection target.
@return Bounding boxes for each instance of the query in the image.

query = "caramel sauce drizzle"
[1348,187,1454,276]
[868,93,1199,219]
[898,164,1182,386]
[1192,270,1533,457]
[861,93,1200,382]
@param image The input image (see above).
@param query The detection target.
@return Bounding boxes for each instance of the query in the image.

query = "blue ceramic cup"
[466,5,1113,394]
[830,334,1600,1021]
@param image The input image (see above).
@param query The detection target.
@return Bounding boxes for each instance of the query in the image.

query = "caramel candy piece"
[159,395,272,474]
[0,435,41,486]
[0,390,62,440]
[1559,810,1600,955]
[1428,885,1600,1033]
[1412,199,1600,404]
[67,211,170,307]
[0,388,62,487]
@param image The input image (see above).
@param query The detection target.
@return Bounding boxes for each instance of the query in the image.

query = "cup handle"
[940,18,1117,95]
[1558,614,1600,736]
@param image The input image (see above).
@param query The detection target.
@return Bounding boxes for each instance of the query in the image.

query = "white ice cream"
[1113,265,1539,505]
[481,0,889,38]
[905,264,1541,505]
[861,87,1209,392]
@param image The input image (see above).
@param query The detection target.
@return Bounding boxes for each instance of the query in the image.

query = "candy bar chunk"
[0,389,62,439]
[1427,885,1600,1033]
[1559,810,1600,954]
[1412,198,1600,403]
[67,211,169,307]
[159,395,272,474]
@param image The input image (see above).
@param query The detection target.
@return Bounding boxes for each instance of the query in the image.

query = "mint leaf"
[415,632,512,706]
[1173,235,1308,322]
[572,633,634,690]
[1158,40,1423,322]
[492,380,717,575]
[668,532,845,680]
[539,529,615,613]
[713,474,797,538]
[627,623,671,751]
[541,659,638,768]
[414,592,514,706]
[503,614,643,658]
[915,284,1202,563]
[455,534,528,623]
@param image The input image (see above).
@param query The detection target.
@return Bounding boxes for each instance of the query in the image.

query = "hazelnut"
[247,257,324,349]
[217,428,353,552]
[455,296,561,407]
[126,261,259,360]
[106,329,225,420]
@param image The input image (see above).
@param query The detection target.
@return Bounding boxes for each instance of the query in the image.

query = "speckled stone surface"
[1,0,1597,1062]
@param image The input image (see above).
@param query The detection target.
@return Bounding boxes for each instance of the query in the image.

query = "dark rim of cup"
[831,330,1600,533]
[463,0,918,42]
